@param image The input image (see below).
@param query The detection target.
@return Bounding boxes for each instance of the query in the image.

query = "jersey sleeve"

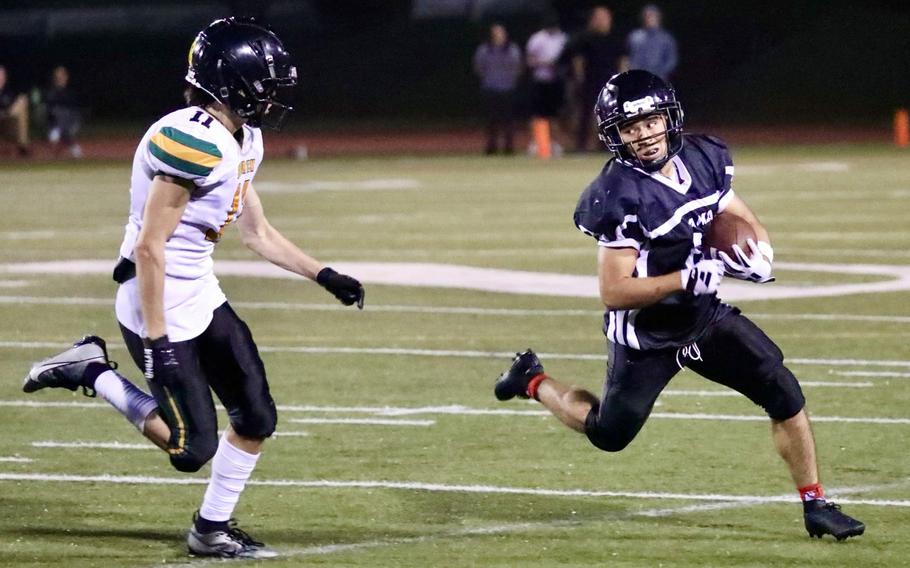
[573,180,644,250]
[703,135,736,212]
[145,125,224,185]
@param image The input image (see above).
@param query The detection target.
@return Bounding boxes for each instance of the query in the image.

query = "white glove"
[716,239,774,283]
[681,259,724,296]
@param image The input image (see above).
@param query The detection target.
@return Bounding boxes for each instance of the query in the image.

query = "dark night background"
[1,0,908,130]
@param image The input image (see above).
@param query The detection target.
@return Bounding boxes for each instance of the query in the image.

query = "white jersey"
[115,106,264,341]
[526,29,567,82]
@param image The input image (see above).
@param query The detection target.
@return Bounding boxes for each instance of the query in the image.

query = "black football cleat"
[187,513,278,559]
[804,500,865,541]
[22,335,114,397]
[494,349,545,401]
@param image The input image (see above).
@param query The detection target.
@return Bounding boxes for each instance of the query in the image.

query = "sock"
[88,364,159,433]
[526,373,549,401]
[798,483,825,503]
[198,434,260,527]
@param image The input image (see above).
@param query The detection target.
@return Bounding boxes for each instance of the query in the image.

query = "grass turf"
[0,146,908,566]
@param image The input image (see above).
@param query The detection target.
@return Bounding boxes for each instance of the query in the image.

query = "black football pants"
[120,302,277,472]
[584,310,806,452]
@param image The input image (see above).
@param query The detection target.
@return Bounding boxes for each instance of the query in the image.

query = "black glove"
[143,335,181,386]
[316,267,365,309]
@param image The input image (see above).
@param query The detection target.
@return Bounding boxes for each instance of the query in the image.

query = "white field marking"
[5,294,910,326]
[0,456,33,463]
[0,280,30,288]
[749,312,910,324]
[5,401,906,426]
[271,431,311,437]
[255,179,421,193]
[16,341,910,367]
[776,248,910,259]
[834,371,910,378]
[0,295,596,317]
[0,400,108,409]
[5,342,910,371]
[31,441,154,450]
[286,417,435,427]
[660,382,872,398]
[651,412,910,425]
[5,259,910,302]
[734,162,850,176]
[636,479,908,518]
[799,381,873,388]
[1,472,909,508]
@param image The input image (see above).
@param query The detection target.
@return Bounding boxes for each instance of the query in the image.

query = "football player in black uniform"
[495,70,865,541]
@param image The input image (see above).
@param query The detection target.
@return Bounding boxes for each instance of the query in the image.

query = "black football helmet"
[186,17,297,129]
[595,70,684,172]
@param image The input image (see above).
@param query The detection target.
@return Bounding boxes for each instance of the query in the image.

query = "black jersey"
[574,134,736,350]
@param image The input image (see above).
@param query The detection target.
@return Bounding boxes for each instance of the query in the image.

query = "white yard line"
[799,381,873,388]
[271,431,310,437]
[651,413,910,425]
[6,340,910,369]
[4,295,910,323]
[834,371,910,378]
[255,179,421,193]
[0,456,33,463]
[1,472,907,508]
[32,441,154,450]
[287,418,435,427]
[3,400,906,425]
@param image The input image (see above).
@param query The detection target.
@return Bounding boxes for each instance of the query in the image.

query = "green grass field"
[1,146,909,567]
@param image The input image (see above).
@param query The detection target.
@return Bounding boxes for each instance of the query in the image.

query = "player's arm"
[714,195,775,283]
[134,175,191,340]
[237,183,323,279]
[238,183,364,308]
[598,247,721,309]
[721,194,771,252]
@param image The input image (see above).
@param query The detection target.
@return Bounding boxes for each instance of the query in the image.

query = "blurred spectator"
[473,23,522,155]
[627,4,678,81]
[46,66,83,158]
[0,65,30,156]
[562,6,628,152]
[526,13,568,157]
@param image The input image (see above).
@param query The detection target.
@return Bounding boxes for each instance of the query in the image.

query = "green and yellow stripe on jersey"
[148,126,222,177]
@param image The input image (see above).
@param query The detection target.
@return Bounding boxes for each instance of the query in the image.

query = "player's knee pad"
[583,404,640,453]
[231,403,277,439]
[168,436,218,473]
[758,364,805,421]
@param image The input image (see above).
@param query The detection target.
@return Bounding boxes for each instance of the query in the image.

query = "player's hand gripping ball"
[717,239,775,283]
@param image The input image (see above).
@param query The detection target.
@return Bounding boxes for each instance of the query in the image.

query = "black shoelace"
[226,520,264,548]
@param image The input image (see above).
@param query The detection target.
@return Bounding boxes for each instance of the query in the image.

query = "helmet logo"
[188,38,198,65]
[622,96,656,115]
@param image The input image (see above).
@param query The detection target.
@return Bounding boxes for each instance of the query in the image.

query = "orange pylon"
[531,118,552,159]
[894,108,909,147]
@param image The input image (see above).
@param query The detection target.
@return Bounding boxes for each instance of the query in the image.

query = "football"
[704,212,756,257]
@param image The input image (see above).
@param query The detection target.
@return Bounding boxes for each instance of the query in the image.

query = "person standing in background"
[473,23,522,155]
[0,65,30,157]
[46,65,84,158]
[627,4,678,81]
[562,6,627,152]
[526,13,568,158]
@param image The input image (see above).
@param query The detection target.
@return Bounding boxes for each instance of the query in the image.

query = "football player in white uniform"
[23,17,364,559]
